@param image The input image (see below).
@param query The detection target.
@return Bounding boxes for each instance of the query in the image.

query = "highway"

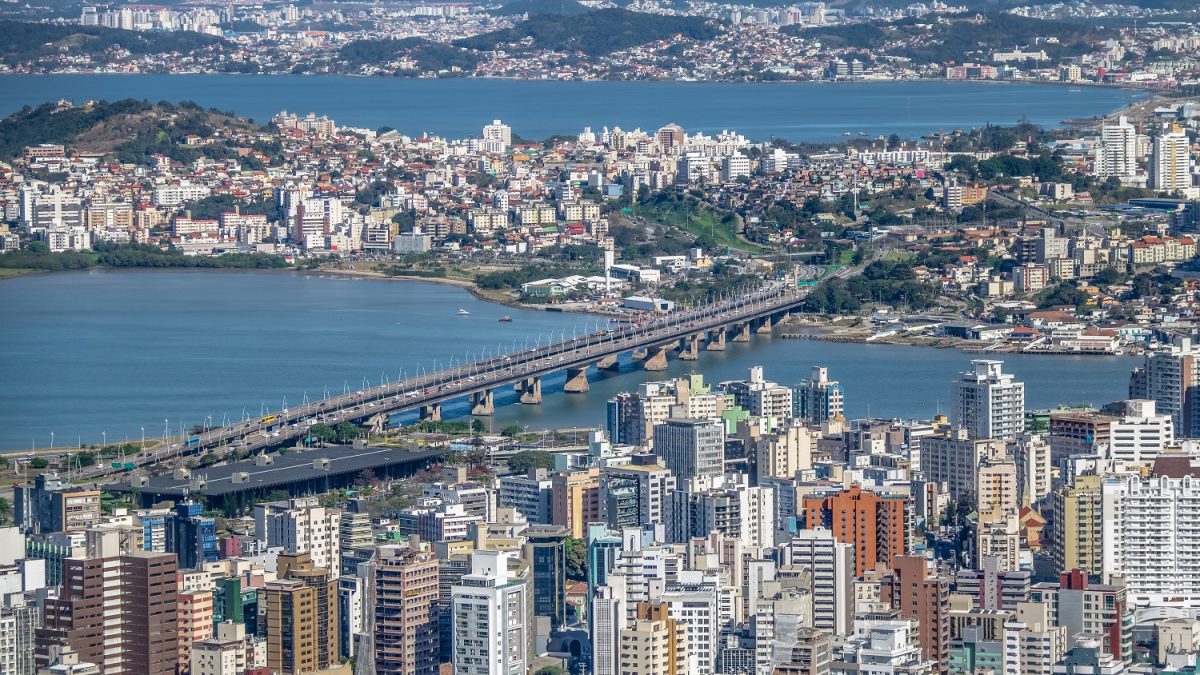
[75,276,844,482]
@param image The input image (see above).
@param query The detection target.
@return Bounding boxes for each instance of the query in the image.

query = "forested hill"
[0,99,263,167]
[0,21,229,67]
[455,9,719,56]
[489,0,590,16]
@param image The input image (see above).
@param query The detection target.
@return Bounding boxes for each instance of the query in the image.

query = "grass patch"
[634,193,767,254]
[0,267,36,279]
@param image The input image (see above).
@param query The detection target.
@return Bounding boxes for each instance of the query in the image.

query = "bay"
[0,74,1145,142]
[0,270,1135,450]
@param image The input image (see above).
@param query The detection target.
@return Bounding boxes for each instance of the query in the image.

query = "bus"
[260,415,277,425]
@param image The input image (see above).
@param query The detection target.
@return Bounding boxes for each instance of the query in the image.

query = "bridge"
[78,274,847,482]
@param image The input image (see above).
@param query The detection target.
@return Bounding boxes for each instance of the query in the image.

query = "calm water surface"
[0,269,1136,449]
[0,74,1145,142]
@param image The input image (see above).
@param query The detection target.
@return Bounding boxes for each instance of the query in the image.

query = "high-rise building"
[778,531,853,637]
[727,367,793,420]
[255,499,342,578]
[497,469,554,523]
[178,589,214,672]
[653,418,724,481]
[451,550,529,675]
[1030,570,1131,663]
[166,501,219,570]
[619,602,688,675]
[592,585,624,675]
[1098,116,1138,180]
[836,621,934,675]
[265,553,340,675]
[1152,123,1191,192]
[525,525,568,628]
[1101,473,1200,606]
[671,475,775,548]
[1053,475,1105,576]
[882,556,951,673]
[1131,337,1200,436]
[921,431,1008,501]
[368,544,440,675]
[601,454,675,530]
[801,485,909,576]
[0,603,40,675]
[656,124,686,155]
[36,551,180,675]
[550,468,602,539]
[481,120,512,152]
[13,473,100,534]
[793,366,844,425]
[1003,602,1065,675]
[950,360,1025,440]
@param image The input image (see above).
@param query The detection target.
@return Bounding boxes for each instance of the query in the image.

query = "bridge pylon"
[643,345,670,371]
[564,366,590,393]
[597,354,620,371]
[678,334,700,361]
[706,328,726,351]
[470,390,495,416]
[733,322,751,343]
[420,403,442,422]
[518,377,542,405]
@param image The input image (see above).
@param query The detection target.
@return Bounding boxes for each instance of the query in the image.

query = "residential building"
[950,360,1025,440]
[525,525,568,627]
[793,366,844,425]
[602,454,676,530]
[1152,123,1191,192]
[801,485,909,576]
[14,474,100,535]
[619,602,688,675]
[255,499,342,578]
[368,544,440,675]
[450,550,529,675]
[653,418,724,481]
[1098,116,1137,180]
[265,553,340,675]
[882,556,951,673]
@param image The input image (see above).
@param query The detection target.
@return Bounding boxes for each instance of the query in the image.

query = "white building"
[1003,602,1065,675]
[653,418,725,481]
[780,530,854,637]
[1102,474,1200,606]
[253,499,342,578]
[726,367,793,420]
[837,621,935,675]
[451,550,529,675]
[497,470,554,524]
[191,622,265,675]
[1151,124,1191,193]
[1105,399,1173,464]
[1098,116,1138,180]
[950,360,1025,440]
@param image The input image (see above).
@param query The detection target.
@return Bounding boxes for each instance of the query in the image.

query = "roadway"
[76,275,849,482]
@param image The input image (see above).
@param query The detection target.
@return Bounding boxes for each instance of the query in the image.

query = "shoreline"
[781,322,1138,359]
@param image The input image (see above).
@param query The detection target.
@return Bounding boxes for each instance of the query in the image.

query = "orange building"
[801,484,909,576]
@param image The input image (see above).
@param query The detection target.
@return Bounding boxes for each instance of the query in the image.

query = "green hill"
[456,8,718,56]
[336,37,481,74]
[0,21,229,66]
[490,0,590,16]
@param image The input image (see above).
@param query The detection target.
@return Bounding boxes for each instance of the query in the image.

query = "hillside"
[455,8,719,56]
[0,99,262,166]
[336,37,481,74]
[489,0,590,16]
[784,13,1113,63]
[0,21,229,67]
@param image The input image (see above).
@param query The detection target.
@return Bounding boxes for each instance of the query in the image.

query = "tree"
[500,424,523,438]
[470,419,485,433]
[335,423,361,443]
[308,423,337,445]
[74,452,96,468]
[29,457,48,469]
[564,537,587,581]
[507,450,555,475]
[0,497,11,526]
[533,668,566,675]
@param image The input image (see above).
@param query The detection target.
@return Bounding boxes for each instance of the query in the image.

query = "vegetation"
[0,241,290,272]
[0,21,228,68]
[634,190,763,253]
[491,0,589,15]
[564,536,587,580]
[337,38,481,74]
[457,9,718,57]
[787,13,1110,63]
[803,259,938,313]
[476,261,601,291]
[507,450,556,474]
[0,99,260,167]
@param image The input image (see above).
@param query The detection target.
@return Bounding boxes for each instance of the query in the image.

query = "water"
[0,270,1136,450]
[0,74,1144,142]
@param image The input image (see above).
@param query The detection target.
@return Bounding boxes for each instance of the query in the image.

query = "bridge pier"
[470,390,495,416]
[597,354,620,371]
[564,366,590,393]
[733,322,751,343]
[678,334,700,361]
[756,315,775,334]
[518,377,542,405]
[643,345,670,371]
[420,403,442,423]
[632,347,648,361]
[706,329,727,351]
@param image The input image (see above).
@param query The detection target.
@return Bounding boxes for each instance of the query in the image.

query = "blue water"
[0,270,1136,450]
[0,74,1144,142]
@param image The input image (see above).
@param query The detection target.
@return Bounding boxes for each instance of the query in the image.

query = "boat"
[842,131,852,136]
[499,315,513,322]
[457,308,470,316]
